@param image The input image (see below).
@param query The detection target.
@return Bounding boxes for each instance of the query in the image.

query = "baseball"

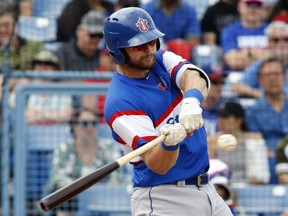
[217,134,237,152]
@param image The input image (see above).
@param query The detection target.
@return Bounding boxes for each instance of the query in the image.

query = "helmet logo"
[136,18,149,33]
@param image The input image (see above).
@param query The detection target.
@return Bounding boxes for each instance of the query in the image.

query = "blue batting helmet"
[103,7,165,65]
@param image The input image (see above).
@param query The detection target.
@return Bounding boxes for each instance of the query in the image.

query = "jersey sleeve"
[105,92,159,163]
[161,50,210,90]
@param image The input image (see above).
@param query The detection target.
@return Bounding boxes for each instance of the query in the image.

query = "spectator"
[142,0,200,48]
[201,64,228,135]
[0,1,43,71]
[46,108,125,215]
[19,0,33,17]
[245,57,288,183]
[201,0,240,45]
[11,50,72,124]
[266,0,288,23]
[56,0,114,42]
[83,49,116,123]
[54,10,105,71]
[209,101,270,184]
[232,21,288,98]
[208,158,237,214]
[221,0,269,71]
[115,0,140,10]
[276,135,288,184]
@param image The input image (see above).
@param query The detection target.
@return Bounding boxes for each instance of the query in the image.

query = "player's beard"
[126,53,156,70]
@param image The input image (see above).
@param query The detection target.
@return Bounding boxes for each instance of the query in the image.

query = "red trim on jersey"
[132,135,141,150]
[132,135,158,150]
[108,110,147,126]
[170,60,185,85]
[154,94,182,127]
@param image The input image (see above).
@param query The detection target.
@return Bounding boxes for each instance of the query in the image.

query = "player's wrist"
[161,141,180,151]
[183,89,204,103]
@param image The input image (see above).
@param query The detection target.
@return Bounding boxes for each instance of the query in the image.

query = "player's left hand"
[179,98,203,133]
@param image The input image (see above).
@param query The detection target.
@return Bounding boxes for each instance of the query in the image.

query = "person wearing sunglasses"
[54,10,105,71]
[47,108,126,215]
[232,21,288,98]
[103,7,233,216]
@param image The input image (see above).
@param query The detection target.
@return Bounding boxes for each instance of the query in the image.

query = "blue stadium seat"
[17,17,57,42]
[32,0,71,18]
[26,124,71,201]
[26,149,54,200]
[232,184,288,216]
[26,124,70,151]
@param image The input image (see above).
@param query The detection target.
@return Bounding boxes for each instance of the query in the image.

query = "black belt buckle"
[197,173,208,187]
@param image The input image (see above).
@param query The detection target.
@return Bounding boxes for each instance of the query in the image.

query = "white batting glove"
[179,98,203,133]
[160,123,186,146]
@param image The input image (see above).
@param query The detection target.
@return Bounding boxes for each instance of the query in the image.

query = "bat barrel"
[39,161,119,211]
[39,201,49,212]
[39,135,165,211]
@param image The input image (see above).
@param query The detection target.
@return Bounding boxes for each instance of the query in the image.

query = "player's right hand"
[179,98,203,133]
[160,123,186,146]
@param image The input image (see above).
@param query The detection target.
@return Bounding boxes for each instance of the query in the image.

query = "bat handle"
[117,135,165,166]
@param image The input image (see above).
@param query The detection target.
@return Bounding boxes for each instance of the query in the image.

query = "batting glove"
[160,123,186,146]
[179,97,203,133]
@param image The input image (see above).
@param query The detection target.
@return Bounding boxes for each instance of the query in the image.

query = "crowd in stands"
[1,0,288,215]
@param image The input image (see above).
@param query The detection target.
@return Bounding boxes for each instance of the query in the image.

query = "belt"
[165,173,209,187]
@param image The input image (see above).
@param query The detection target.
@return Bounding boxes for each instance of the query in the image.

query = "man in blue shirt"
[103,7,233,216]
[221,0,268,71]
[245,57,288,184]
[142,0,200,48]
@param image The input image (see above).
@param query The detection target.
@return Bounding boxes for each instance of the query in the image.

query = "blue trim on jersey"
[105,49,210,187]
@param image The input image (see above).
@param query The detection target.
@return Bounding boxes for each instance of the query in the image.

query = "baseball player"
[103,7,233,216]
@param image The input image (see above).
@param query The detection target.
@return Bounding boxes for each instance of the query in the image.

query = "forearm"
[232,83,263,98]
[179,69,209,100]
[224,50,253,70]
[141,143,179,174]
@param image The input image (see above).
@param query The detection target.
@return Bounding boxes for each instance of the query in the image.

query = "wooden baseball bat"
[39,135,165,211]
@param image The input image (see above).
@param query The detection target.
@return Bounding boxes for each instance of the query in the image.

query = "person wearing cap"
[208,101,270,184]
[31,50,61,71]
[19,50,73,125]
[201,64,228,136]
[54,10,105,71]
[221,0,270,71]
[208,158,238,214]
[201,0,240,46]
[103,7,233,216]
[56,0,114,42]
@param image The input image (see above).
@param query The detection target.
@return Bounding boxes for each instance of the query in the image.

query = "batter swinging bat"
[39,135,165,211]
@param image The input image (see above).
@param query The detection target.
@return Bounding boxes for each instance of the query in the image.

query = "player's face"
[125,40,157,70]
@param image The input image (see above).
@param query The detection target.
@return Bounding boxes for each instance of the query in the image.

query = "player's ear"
[156,39,160,50]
